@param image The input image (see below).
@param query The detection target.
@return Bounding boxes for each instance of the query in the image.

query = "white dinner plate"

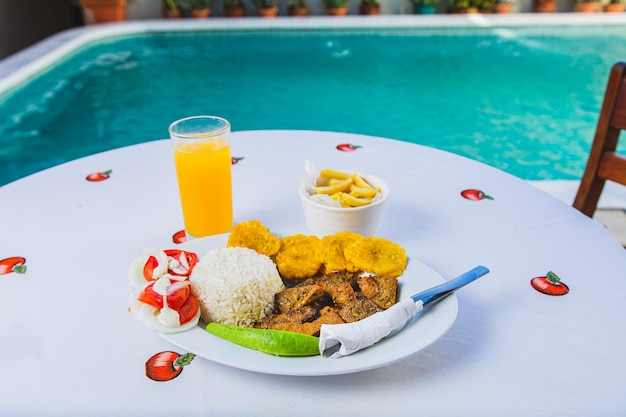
[159,233,458,376]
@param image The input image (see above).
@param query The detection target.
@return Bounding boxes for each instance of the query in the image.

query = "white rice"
[189,247,285,327]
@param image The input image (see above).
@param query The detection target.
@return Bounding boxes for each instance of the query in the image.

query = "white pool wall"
[1,15,626,209]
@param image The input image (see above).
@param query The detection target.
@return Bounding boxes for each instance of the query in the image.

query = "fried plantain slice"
[343,236,407,278]
[275,234,322,281]
[317,231,364,274]
[226,220,281,257]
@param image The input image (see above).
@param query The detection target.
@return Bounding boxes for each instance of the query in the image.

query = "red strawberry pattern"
[461,189,494,201]
[0,257,27,275]
[336,143,361,152]
[145,351,195,382]
[530,271,569,296]
[86,170,112,182]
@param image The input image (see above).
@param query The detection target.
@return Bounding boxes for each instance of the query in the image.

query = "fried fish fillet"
[357,274,398,309]
[254,305,318,329]
[275,284,325,314]
[318,280,381,323]
[262,306,346,336]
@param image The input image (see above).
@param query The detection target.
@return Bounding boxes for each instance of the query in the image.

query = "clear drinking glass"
[169,116,233,238]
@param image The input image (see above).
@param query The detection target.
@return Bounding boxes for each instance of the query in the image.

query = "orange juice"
[173,138,232,237]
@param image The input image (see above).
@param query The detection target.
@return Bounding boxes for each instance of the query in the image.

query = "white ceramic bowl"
[299,175,389,237]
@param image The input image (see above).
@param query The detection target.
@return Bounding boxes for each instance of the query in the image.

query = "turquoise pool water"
[2,24,626,186]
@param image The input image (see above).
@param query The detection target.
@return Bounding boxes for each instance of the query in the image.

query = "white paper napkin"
[319,298,423,358]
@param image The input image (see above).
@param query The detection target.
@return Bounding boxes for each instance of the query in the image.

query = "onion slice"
[128,249,169,289]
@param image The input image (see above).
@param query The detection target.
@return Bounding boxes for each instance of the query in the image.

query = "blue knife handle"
[411,266,489,307]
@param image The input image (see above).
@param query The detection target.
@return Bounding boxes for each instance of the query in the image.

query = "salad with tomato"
[129,249,201,333]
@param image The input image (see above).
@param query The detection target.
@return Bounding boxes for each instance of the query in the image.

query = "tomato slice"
[165,284,191,311]
[137,282,162,309]
[164,249,198,276]
[178,293,199,325]
[137,281,191,312]
[142,255,159,281]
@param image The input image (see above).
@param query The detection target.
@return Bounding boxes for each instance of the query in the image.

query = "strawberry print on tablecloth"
[0,257,27,275]
[145,351,195,382]
[336,143,361,152]
[460,189,494,201]
[86,170,112,182]
[530,271,569,296]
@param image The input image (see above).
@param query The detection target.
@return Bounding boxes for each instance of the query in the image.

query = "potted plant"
[190,0,212,16]
[572,0,600,11]
[475,0,495,11]
[163,0,183,17]
[413,0,439,14]
[323,0,350,15]
[532,0,556,11]
[79,0,128,23]
[359,0,381,14]
[288,0,310,15]
[493,0,514,12]
[253,0,279,15]
[224,0,245,16]
[603,0,625,11]
[448,0,477,13]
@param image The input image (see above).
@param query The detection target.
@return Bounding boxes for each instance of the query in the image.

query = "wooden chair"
[573,62,626,218]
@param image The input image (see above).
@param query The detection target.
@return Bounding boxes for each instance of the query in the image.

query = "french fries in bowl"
[299,162,389,237]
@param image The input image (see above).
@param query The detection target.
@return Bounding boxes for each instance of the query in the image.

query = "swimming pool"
[1,15,626,187]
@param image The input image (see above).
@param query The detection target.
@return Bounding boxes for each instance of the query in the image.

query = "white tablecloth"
[1,130,625,416]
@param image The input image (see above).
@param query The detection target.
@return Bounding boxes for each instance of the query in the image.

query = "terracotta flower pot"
[573,1,599,12]
[532,0,556,12]
[359,2,381,13]
[79,0,127,23]
[164,8,183,18]
[493,2,513,12]
[326,6,349,14]
[256,6,279,16]
[191,8,211,17]
[224,5,245,16]
[288,5,310,15]
[603,2,625,11]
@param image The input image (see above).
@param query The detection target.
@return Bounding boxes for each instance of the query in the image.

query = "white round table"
[1,130,625,416]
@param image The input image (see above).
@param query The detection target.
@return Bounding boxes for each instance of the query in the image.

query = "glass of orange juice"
[168,116,233,238]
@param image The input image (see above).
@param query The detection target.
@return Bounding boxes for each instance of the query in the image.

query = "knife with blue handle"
[412,265,490,307]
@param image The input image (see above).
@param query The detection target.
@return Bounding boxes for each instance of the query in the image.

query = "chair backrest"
[573,62,626,217]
